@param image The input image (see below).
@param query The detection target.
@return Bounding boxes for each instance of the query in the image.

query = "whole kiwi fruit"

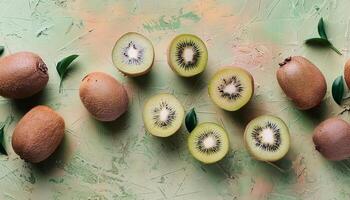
[79,72,129,121]
[277,56,326,110]
[0,52,49,99]
[313,117,350,161]
[344,59,350,88]
[12,106,65,163]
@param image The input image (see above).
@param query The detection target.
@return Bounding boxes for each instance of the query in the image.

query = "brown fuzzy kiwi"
[344,59,350,88]
[277,56,326,110]
[79,72,129,121]
[12,106,65,163]
[0,52,49,99]
[313,117,350,161]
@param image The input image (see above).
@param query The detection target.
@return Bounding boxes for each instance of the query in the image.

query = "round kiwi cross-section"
[143,94,184,137]
[188,122,229,164]
[244,115,290,162]
[112,32,154,77]
[168,34,208,77]
[208,67,254,111]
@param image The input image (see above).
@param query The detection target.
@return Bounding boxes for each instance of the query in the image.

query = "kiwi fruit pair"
[112,33,208,77]
[244,115,290,162]
[0,52,49,99]
[277,56,327,110]
[208,67,254,111]
[79,72,129,122]
[313,117,350,161]
[12,106,65,163]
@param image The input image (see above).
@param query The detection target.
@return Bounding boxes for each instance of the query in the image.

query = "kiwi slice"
[143,94,184,137]
[244,115,290,161]
[188,122,229,164]
[208,67,254,111]
[112,32,154,77]
[168,34,208,77]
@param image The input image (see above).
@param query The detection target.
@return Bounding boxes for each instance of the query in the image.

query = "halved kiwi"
[143,94,184,137]
[112,32,154,77]
[168,34,208,77]
[188,122,229,164]
[208,67,254,111]
[244,115,290,161]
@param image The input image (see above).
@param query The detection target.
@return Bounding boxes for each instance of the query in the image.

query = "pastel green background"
[0,0,349,199]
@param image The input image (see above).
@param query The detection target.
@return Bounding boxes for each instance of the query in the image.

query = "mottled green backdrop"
[0,0,350,199]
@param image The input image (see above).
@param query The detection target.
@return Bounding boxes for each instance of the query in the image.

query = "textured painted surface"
[0,0,350,199]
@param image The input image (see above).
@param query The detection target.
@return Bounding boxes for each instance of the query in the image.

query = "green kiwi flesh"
[188,122,229,164]
[168,34,208,77]
[244,115,290,161]
[208,67,254,111]
[143,94,184,137]
[112,32,154,77]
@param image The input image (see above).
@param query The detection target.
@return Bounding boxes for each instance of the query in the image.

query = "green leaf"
[0,46,4,56]
[318,18,328,39]
[56,54,79,93]
[185,108,198,132]
[305,38,342,55]
[0,124,7,155]
[305,38,331,46]
[332,76,344,105]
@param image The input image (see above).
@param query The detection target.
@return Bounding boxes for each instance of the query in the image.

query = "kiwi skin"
[79,72,129,122]
[12,106,65,163]
[0,52,49,99]
[344,59,350,88]
[313,117,350,161]
[277,56,326,110]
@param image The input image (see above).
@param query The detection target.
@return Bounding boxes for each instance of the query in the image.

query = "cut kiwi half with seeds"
[188,122,229,164]
[168,34,208,77]
[143,94,184,137]
[244,115,290,161]
[208,67,254,111]
[112,32,154,77]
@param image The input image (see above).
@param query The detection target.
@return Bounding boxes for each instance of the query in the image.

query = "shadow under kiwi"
[328,158,350,176]
[298,100,330,125]
[30,134,71,174]
[89,111,131,136]
[173,71,209,96]
[128,69,156,90]
[10,89,48,115]
[226,100,267,132]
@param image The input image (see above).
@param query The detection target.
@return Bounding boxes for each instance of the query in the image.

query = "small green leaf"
[185,108,198,132]
[332,76,344,105]
[305,38,342,55]
[0,46,4,56]
[318,18,328,39]
[56,54,79,93]
[0,124,7,155]
[305,38,331,46]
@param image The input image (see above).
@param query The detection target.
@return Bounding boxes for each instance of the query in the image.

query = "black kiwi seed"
[152,101,176,128]
[195,130,222,154]
[121,41,145,65]
[217,76,244,100]
[175,40,201,70]
[251,121,281,152]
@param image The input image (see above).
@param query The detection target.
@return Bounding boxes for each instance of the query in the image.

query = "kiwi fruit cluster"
[1,32,346,169]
